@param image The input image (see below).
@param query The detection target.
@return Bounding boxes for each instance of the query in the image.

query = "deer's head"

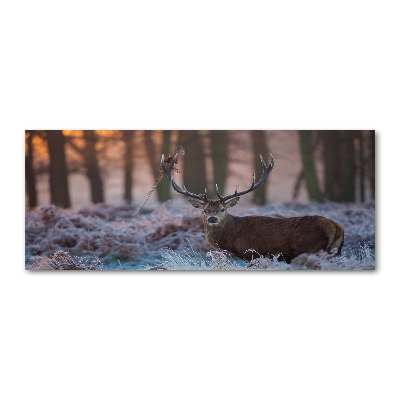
[187,198,240,225]
[160,152,274,226]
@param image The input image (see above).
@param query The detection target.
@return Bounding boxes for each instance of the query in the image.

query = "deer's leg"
[330,225,344,255]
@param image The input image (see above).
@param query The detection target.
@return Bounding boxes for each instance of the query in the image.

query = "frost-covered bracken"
[25,200,375,270]
[28,250,103,270]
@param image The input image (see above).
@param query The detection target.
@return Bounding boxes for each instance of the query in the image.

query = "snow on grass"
[25,200,375,270]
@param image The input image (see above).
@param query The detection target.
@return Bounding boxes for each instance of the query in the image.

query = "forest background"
[25,130,375,209]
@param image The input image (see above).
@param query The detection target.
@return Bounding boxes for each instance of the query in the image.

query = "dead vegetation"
[28,250,103,270]
[25,200,375,270]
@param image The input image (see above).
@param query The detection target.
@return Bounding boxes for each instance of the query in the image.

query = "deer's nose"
[208,216,218,224]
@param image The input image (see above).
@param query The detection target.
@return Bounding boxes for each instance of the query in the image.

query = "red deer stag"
[161,153,344,262]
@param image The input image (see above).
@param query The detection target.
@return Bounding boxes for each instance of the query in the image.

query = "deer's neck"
[204,214,241,251]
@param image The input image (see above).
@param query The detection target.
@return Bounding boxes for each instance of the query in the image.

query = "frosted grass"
[25,200,375,270]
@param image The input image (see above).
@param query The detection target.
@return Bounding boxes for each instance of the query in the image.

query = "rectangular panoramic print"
[25,130,375,270]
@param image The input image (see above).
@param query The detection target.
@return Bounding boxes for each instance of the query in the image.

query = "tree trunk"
[82,131,104,203]
[369,130,375,200]
[157,130,172,202]
[209,130,228,197]
[293,170,304,200]
[343,131,356,202]
[357,131,365,202]
[298,131,322,202]
[143,130,171,202]
[322,131,336,200]
[46,130,71,208]
[122,130,135,204]
[322,130,346,201]
[251,130,269,205]
[178,130,207,195]
[25,131,38,208]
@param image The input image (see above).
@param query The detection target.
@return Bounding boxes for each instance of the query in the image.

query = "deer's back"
[220,214,344,262]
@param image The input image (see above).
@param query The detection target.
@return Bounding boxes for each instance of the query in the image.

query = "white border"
[2,1,399,399]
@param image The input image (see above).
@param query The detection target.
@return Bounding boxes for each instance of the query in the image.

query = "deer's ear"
[224,197,240,209]
[188,199,205,209]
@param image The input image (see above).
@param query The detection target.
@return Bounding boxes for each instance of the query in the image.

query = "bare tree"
[83,130,104,203]
[322,130,336,200]
[298,131,323,202]
[157,130,172,202]
[25,131,38,208]
[68,130,104,203]
[46,130,71,208]
[178,130,208,195]
[143,130,172,202]
[122,130,135,204]
[322,131,360,202]
[343,131,357,202]
[369,130,375,200]
[251,130,269,205]
[209,130,228,198]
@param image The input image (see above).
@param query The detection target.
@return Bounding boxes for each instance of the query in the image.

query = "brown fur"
[190,199,344,263]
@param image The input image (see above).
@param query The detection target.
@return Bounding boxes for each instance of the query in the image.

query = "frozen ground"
[25,200,375,270]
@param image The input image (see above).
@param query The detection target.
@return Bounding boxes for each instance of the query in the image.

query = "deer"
[160,153,344,263]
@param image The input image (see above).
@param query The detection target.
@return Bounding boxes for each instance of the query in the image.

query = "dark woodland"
[25,130,375,207]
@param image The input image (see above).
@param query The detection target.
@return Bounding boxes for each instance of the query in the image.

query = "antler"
[216,154,274,203]
[160,153,208,202]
